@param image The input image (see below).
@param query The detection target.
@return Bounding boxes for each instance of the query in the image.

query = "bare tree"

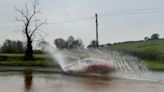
[15,0,45,60]
[54,38,66,49]
[38,39,49,53]
[54,36,84,49]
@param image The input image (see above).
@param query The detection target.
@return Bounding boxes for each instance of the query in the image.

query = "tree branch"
[25,3,29,17]
[29,20,46,39]
[15,0,45,42]
[15,7,29,22]
[29,0,40,21]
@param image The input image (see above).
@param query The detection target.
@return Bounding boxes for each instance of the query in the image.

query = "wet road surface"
[0,71,163,92]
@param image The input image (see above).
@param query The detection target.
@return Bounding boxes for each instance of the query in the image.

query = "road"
[0,71,163,92]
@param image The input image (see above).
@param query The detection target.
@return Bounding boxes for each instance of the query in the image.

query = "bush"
[151,33,160,40]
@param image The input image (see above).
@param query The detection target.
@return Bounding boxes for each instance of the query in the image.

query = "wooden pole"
[95,13,99,47]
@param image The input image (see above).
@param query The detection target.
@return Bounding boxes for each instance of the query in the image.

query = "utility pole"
[95,13,99,48]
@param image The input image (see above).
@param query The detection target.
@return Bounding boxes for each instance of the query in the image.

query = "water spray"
[46,47,148,77]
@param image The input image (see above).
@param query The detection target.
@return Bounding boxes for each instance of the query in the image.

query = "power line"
[45,8,164,25]
[45,10,164,25]
[0,17,94,28]
[100,10,164,17]
[46,17,94,25]
[102,6,164,13]
[1,7,164,27]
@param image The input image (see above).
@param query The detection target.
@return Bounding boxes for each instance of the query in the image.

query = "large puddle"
[0,71,164,92]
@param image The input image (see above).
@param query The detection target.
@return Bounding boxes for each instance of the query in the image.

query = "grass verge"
[143,60,164,71]
[0,61,49,66]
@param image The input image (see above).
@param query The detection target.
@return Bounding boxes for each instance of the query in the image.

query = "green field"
[107,39,164,71]
[108,39,164,54]
[108,39,164,61]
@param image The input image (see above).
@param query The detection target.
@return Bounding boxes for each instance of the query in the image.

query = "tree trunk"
[24,40,34,60]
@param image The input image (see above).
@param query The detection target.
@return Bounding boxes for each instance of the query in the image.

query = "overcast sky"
[0,0,164,47]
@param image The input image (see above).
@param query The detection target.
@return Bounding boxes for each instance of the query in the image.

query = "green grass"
[143,60,164,71]
[107,39,164,61]
[0,53,48,58]
[0,61,49,66]
[107,39,164,71]
[0,53,59,67]
[109,39,164,54]
[0,53,50,61]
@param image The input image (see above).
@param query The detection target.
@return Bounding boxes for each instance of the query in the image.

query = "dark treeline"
[0,39,25,53]
[54,36,84,49]
[87,40,98,48]
[0,39,45,54]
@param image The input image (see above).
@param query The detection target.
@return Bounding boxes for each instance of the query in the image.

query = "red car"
[87,63,113,74]
[64,58,114,74]
[80,58,114,74]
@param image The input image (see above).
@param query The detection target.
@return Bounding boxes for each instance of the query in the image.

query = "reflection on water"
[0,72,163,92]
[24,71,32,92]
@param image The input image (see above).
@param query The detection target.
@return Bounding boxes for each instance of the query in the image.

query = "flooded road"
[0,71,164,92]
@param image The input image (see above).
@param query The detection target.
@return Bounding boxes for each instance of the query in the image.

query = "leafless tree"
[54,36,84,49]
[54,38,66,49]
[38,39,49,53]
[15,0,45,60]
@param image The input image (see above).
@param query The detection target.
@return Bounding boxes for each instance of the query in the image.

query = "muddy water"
[0,72,164,92]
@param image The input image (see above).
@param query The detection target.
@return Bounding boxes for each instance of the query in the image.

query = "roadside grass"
[0,53,60,67]
[143,60,164,71]
[0,53,48,58]
[0,61,50,66]
[0,53,50,61]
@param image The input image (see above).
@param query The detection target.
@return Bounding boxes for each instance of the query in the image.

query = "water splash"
[46,47,148,78]
[46,46,67,71]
